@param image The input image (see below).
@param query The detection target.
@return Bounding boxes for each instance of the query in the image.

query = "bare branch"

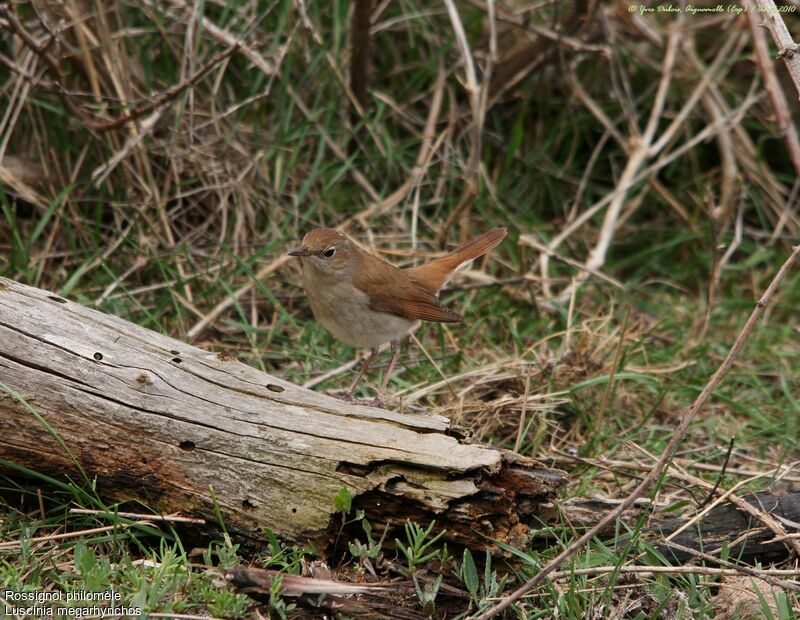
[750,0,800,98]
[474,244,800,620]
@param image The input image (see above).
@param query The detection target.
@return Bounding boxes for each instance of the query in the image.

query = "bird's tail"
[408,227,507,292]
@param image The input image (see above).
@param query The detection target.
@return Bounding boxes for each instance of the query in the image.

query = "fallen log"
[654,491,800,565]
[558,493,800,565]
[0,276,565,553]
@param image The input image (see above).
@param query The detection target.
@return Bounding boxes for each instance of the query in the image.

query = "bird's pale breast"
[302,264,415,348]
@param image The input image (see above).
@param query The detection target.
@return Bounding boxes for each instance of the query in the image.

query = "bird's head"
[289,227,354,276]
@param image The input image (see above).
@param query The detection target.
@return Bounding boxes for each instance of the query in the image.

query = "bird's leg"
[347,347,378,399]
[376,340,400,400]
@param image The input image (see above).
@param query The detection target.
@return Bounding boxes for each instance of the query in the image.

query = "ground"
[1,0,800,617]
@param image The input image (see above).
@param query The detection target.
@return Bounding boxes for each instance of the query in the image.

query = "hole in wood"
[242,499,255,510]
[172,357,182,364]
[170,350,179,355]
[93,352,103,361]
[266,384,285,393]
[179,440,195,451]
[48,295,67,303]
[336,462,369,476]
[292,508,297,513]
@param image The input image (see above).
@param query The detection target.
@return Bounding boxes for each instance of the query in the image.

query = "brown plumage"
[352,251,463,324]
[406,227,508,293]
[289,227,507,400]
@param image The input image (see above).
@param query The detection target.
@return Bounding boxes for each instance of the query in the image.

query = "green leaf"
[75,543,97,576]
[462,549,479,599]
[333,486,353,513]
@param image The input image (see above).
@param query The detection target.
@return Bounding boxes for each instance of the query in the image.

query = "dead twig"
[663,541,800,592]
[520,234,624,291]
[0,521,160,550]
[750,0,800,98]
[542,76,761,294]
[547,563,800,582]
[164,0,275,75]
[0,5,97,129]
[649,453,800,558]
[0,6,236,132]
[69,508,205,523]
[549,21,746,304]
[699,200,744,342]
[513,364,533,453]
[91,43,239,132]
[91,108,166,185]
[697,435,736,510]
[474,244,800,620]
[436,0,484,247]
[594,306,631,433]
[745,1,800,177]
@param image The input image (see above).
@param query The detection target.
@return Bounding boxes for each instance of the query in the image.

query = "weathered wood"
[654,492,800,564]
[0,276,565,552]
[558,494,800,565]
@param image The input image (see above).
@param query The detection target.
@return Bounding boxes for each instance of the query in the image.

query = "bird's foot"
[322,390,354,402]
[322,390,387,408]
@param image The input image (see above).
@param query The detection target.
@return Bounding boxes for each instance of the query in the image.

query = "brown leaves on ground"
[712,576,782,620]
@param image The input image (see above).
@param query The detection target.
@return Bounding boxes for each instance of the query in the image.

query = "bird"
[289,226,507,401]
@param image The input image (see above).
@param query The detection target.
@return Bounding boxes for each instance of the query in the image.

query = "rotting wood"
[558,493,800,565]
[226,565,425,619]
[655,491,800,565]
[0,276,565,553]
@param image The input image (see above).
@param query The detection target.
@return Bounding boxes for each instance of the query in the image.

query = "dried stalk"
[475,245,800,620]
[0,5,236,132]
[436,0,484,247]
[746,1,800,177]
[750,0,800,98]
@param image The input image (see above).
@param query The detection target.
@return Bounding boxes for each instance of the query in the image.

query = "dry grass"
[3,0,800,617]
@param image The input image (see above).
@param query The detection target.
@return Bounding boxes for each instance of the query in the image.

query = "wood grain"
[0,276,565,552]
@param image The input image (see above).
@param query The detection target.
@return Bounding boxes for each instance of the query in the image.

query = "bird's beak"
[288,247,311,257]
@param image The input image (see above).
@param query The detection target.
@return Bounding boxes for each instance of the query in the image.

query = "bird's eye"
[323,247,336,258]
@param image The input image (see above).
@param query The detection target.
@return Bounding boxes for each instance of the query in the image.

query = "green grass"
[0,496,263,617]
[2,0,800,616]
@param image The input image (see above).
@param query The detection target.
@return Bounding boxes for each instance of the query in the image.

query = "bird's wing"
[352,253,462,323]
